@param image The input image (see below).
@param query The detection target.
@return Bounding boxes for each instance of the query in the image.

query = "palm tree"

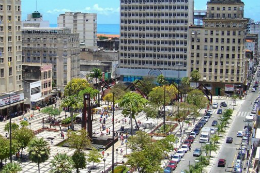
[90,68,102,105]
[50,153,74,173]
[156,74,167,86]
[1,162,22,173]
[27,138,50,173]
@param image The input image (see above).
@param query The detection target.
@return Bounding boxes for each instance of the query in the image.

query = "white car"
[204,116,209,122]
[237,131,243,137]
[176,149,185,158]
[190,132,196,138]
[252,88,256,92]
[171,154,181,163]
[210,127,217,134]
[207,110,213,115]
[251,109,257,114]
[181,144,189,153]
[212,103,218,109]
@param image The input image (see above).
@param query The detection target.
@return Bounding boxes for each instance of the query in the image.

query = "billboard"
[225,84,234,91]
[30,81,41,102]
[0,93,24,107]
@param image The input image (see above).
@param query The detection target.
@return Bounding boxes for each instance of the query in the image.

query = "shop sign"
[0,93,24,107]
[225,84,234,91]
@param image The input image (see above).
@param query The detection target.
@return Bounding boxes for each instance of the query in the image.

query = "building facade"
[57,12,97,49]
[22,27,80,91]
[248,21,260,54]
[117,0,194,82]
[187,0,248,95]
[22,11,50,27]
[0,0,25,118]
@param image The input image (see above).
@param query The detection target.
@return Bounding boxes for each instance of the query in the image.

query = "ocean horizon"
[49,24,120,35]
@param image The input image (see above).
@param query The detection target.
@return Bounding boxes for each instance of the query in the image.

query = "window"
[9,67,12,76]
[0,69,3,77]
[223,7,225,10]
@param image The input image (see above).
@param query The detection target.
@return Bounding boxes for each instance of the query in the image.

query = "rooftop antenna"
[36,0,37,11]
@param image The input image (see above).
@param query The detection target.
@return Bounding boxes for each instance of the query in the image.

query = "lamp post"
[7,92,15,163]
[103,158,106,173]
[177,64,181,138]
[42,118,44,128]
[112,92,115,173]
[125,139,128,155]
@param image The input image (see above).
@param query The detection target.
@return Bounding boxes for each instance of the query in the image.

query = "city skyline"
[22,0,260,24]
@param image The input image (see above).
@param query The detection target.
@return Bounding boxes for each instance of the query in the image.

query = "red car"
[218,159,226,167]
[168,161,177,170]
[183,140,191,147]
[187,136,195,143]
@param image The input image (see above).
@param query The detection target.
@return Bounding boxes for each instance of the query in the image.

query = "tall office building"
[248,21,260,54]
[117,0,194,82]
[0,0,25,117]
[22,27,80,91]
[58,12,97,49]
[187,0,248,95]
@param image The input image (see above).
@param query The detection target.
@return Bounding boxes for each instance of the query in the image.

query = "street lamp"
[125,139,128,155]
[7,92,15,163]
[103,158,106,173]
[112,92,115,173]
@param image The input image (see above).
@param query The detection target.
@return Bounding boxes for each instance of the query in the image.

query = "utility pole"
[112,92,115,173]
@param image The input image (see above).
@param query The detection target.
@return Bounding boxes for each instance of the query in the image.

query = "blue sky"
[22,0,260,24]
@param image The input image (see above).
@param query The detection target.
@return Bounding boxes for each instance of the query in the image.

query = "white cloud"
[46,4,119,15]
[47,8,72,14]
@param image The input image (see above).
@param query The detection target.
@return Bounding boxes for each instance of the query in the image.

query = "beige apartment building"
[22,27,80,91]
[0,0,25,118]
[58,12,97,49]
[187,0,248,95]
[117,0,194,82]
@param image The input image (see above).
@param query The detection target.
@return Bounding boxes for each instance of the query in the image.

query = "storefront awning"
[0,100,24,110]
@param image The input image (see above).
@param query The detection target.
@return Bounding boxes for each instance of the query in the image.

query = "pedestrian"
[120,148,123,155]
[125,118,127,124]
[51,139,53,145]
[102,150,105,157]
[100,118,102,123]
[108,128,110,135]
[5,133,7,138]
[106,128,109,134]
[61,131,64,139]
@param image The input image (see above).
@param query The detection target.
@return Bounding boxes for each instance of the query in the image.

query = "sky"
[21,0,260,24]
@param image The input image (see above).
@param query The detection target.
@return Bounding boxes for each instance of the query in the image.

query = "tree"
[27,138,50,173]
[72,151,86,173]
[89,68,102,89]
[1,162,22,173]
[156,74,167,86]
[186,89,209,111]
[41,107,61,120]
[13,127,35,159]
[180,77,191,94]
[128,131,152,151]
[50,153,74,173]
[4,122,19,133]
[103,92,113,104]
[87,147,102,167]
[0,135,10,168]
[67,129,91,151]
[134,77,156,96]
[105,83,128,102]
[64,78,89,96]
[20,120,29,127]
[210,134,220,147]
[118,92,148,134]
[190,70,201,87]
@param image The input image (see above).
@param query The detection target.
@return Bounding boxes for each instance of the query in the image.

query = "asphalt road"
[173,100,229,173]
[211,78,260,172]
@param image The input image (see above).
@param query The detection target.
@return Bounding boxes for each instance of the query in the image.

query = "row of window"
[121,12,188,17]
[192,45,242,52]
[120,61,187,66]
[120,53,187,59]
[121,5,188,10]
[191,60,242,66]
[121,46,187,52]
[121,0,188,3]
[0,67,12,77]
[208,13,242,19]
[121,33,187,38]
[209,6,242,11]
[121,26,188,32]
[0,5,20,11]
[191,53,242,59]
[121,19,188,24]
[121,40,187,44]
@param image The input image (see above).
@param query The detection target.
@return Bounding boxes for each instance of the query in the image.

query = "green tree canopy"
[134,77,156,96]
[89,68,102,88]
[186,89,209,110]
[64,78,89,96]
[4,122,19,133]
[1,162,22,173]
[0,135,10,167]
[156,74,167,86]
[190,70,201,84]
[67,129,91,151]
[72,151,86,173]
[128,131,152,151]
[13,127,35,158]
[87,147,102,167]
[41,107,61,118]
[50,153,74,173]
[27,138,50,173]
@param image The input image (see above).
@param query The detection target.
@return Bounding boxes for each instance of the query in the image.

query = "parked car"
[251,109,257,114]
[220,102,227,107]
[199,120,206,126]
[203,116,209,122]
[212,120,218,126]
[181,144,189,153]
[167,161,177,170]
[193,128,200,135]
[176,149,185,158]
[218,159,226,167]
[205,112,211,117]
[190,132,196,138]
[212,103,218,109]
[164,166,173,173]
[252,88,256,92]
[217,109,223,114]
[226,137,233,143]
[237,151,245,160]
[187,136,195,143]
[171,154,181,163]
[193,148,201,157]
[207,110,213,115]
[237,131,243,137]
[183,140,191,147]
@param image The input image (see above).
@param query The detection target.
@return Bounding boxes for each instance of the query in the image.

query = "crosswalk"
[236,111,252,117]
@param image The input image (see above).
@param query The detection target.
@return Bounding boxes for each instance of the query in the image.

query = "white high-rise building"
[58,12,97,49]
[117,0,194,82]
[0,0,25,118]
[22,11,49,27]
